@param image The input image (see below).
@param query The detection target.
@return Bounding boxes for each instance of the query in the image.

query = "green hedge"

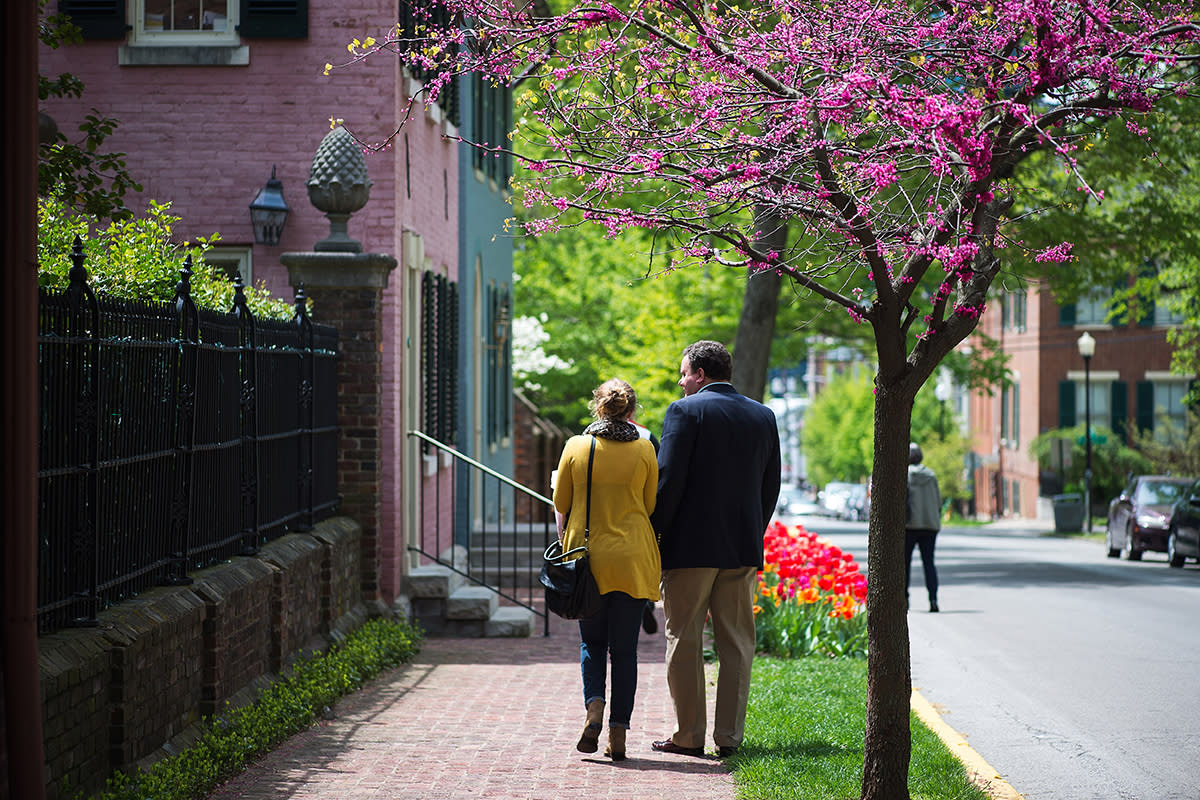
[88,618,423,800]
[38,196,297,321]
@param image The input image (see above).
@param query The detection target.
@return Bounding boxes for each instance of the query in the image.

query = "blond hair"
[588,378,637,422]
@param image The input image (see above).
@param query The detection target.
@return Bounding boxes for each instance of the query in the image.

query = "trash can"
[1052,493,1084,533]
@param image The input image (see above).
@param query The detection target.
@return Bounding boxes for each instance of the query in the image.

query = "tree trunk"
[731,206,787,402]
[860,377,916,800]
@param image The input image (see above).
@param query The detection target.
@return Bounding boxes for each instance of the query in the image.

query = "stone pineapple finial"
[307,126,373,253]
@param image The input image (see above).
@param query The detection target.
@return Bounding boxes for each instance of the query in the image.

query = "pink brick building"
[40,0,507,606]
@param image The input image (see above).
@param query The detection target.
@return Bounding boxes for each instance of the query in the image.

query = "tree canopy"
[330,3,1200,797]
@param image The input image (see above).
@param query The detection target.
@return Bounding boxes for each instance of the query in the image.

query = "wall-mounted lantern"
[249,165,289,245]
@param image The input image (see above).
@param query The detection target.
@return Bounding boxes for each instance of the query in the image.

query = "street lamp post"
[935,380,950,440]
[1077,331,1096,534]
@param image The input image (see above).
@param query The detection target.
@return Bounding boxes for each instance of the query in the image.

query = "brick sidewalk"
[207,606,736,800]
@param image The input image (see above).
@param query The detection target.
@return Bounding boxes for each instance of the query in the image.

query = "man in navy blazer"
[650,340,781,759]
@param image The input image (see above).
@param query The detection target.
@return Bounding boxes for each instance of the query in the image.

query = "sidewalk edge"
[910,689,1025,800]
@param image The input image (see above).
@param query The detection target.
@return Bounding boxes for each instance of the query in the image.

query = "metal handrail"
[408,430,552,505]
[407,429,554,636]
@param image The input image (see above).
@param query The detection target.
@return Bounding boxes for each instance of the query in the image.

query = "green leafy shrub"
[38,196,296,321]
[88,617,423,800]
[1030,425,1151,507]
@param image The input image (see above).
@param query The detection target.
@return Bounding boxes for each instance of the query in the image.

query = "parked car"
[818,481,868,521]
[1168,478,1200,568]
[1105,475,1194,560]
[775,484,820,517]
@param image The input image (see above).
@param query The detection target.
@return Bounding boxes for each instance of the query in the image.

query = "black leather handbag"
[540,436,603,620]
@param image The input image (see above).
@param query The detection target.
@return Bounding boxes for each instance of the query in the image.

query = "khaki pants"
[661,566,757,750]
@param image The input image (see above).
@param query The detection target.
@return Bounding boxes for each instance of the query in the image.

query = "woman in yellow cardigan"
[553,378,660,761]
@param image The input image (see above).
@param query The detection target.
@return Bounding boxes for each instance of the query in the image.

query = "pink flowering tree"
[332,2,1200,796]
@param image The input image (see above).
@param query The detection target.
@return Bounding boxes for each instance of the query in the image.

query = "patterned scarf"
[583,419,639,442]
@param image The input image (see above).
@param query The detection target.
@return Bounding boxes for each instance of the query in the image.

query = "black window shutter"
[1058,380,1076,428]
[58,0,126,39]
[1111,380,1128,442]
[1136,381,1155,433]
[239,0,308,38]
[1059,303,1076,327]
[1138,261,1156,327]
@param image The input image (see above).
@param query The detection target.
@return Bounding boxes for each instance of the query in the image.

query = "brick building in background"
[968,280,1186,520]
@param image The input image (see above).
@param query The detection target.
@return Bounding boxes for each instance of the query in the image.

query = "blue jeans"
[579,591,643,729]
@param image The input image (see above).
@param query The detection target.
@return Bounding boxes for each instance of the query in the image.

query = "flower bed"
[754,521,869,658]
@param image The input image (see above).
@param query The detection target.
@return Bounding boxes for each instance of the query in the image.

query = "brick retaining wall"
[38,517,369,799]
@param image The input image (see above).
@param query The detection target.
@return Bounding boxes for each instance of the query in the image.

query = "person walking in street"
[906,441,942,613]
[553,379,661,761]
[649,340,781,759]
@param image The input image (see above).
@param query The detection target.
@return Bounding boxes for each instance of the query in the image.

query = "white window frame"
[204,245,253,285]
[133,0,239,44]
[120,0,249,65]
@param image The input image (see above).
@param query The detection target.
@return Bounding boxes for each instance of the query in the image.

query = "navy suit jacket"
[651,383,781,570]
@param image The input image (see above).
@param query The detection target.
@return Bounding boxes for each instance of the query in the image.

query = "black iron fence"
[37,237,340,634]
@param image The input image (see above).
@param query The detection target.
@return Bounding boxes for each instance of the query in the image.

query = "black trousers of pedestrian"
[904,528,939,608]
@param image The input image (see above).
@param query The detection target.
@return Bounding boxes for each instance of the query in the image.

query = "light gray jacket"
[906,464,942,532]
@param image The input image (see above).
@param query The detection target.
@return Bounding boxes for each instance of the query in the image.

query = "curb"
[911,689,1025,800]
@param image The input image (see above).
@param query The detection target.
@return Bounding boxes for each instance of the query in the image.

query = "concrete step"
[486,606,535,637]
[446,585,499,620]
[407,563,467,598]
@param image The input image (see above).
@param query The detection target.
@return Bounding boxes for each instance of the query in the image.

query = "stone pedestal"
[282,251,397,605]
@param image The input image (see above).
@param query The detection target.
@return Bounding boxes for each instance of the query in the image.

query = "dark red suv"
[1105,475,1194,560]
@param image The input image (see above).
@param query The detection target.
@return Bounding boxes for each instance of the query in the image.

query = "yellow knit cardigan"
[552,434,661,601]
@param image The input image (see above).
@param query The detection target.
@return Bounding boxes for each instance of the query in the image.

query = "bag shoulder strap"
[584,435,596,546]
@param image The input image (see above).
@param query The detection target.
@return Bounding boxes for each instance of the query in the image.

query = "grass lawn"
[731,657,991,800]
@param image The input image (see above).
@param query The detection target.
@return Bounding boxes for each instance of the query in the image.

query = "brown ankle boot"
[576,699,605,753]
[604,726,626,761]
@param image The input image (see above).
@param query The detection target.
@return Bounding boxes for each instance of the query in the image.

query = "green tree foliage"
[803,371,877,487]
[512,217,876,435]
[1128,407,1200,478]
[514,220,769,433]
[804,372,971,502]
[39,0,142,221]
[38,197,295,321]
[1030,425,1151,507]
[1012,91,1200,378]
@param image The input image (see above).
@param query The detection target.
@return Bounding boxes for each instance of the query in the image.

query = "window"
[1073,290,1112,326]
[1000,378,1020,449]
[1153,301,1185,327]
[1011,379,1020,448]
[399,0,460,126]
[61,0,310,65]
[140,1,233,36]
[1000,385,1009,444]
[1138,375,1190,439]
[1060,372,1120,430]
[204,246,253,285]
[1078,379,1111,429]
[1001,288,1026,333]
